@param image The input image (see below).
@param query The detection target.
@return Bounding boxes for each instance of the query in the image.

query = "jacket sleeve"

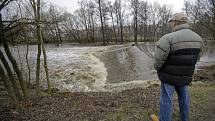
[154,35,171,70]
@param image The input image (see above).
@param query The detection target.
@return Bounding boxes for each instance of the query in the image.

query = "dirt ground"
[0,65,215,121]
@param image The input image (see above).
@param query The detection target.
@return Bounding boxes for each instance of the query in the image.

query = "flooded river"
[0,43,214,92]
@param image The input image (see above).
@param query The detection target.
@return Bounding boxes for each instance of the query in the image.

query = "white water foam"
[46,46,109,92]
[4,44,214,93]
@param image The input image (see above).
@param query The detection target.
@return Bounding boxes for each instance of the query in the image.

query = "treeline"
[1,0,214,46]
[185,0,215,42]
[1,0,173,46]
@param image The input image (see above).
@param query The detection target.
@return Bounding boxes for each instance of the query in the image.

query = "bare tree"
[96,0,106,45]
[25,31,32,87]
[131,0,139,44]
[108,1,118,44]
[47,4,63,46]
[148,2,161,41]
[0,0,24,107]
[159,5,172,36]
[30,0,51,95]
[87,0,96,43]
[138,1,148,41]
[0,63,20,107]
[185,0,215,40]
[0,49,22,100]
[78,0,90,43]
[114,0,124,44]
[62,13,81,43]
[0,0,29,98]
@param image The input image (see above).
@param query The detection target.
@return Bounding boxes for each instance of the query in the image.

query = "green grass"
[101,85,215,121]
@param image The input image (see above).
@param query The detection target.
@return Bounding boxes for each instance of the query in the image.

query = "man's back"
[168,24,203,53]
[154,24,204,86]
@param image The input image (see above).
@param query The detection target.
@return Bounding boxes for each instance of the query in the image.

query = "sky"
[47,0,185,13]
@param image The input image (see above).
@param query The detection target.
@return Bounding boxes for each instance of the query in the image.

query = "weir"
[0,44,214,92]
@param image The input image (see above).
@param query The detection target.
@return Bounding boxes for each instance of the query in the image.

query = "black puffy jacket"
[154,24,204,86]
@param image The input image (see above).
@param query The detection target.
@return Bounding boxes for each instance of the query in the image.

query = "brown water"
[0,43,214,92]
[99,43,215,84]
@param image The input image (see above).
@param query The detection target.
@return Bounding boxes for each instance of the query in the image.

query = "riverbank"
[1,65,215,121]
[1,84,215,121]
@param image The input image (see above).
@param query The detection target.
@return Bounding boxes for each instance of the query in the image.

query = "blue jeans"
[159,82,190,121]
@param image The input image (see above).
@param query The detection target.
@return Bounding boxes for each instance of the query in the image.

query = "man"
[151,12,204,121]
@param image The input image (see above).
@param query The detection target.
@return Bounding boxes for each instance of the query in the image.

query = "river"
[0,43,214,92]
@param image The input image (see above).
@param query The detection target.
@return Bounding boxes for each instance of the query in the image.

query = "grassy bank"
[1,64,215,121]
[0,84,214,121]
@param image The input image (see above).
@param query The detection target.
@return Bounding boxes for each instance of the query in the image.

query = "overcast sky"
[47,0,185,13]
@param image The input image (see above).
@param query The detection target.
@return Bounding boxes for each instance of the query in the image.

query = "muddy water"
[100,43,215,85]
[0,43,214,92]
[0,45,109,92]
[197,45,215,67]
[99,44,157,84]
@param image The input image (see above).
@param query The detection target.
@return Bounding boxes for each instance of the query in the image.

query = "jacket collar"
[173,24,189,32]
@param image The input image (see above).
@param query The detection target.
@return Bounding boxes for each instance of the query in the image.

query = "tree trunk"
[25,39,31,87]
[56,22,62,45]
[0,63,20,108]
[144,22,147,41]
[119,13,124,44]
[98,0,106,46]
[55,28,59,46]
[84,16,90,43]
[139,20,142,42]
[0,49,22,100]
[2,41,29,98]
[110,9,118,44]
[41,42,51,93]
[212,4,215,41]
[0,14,29,98]
[91,14,95,43]
[134,15,138,44]
[116,8,119,44]
[103,17,108,44]
[35,0,42,95]
[88,12,95,43]
[134,0,138,44]
[35,37,41,95]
